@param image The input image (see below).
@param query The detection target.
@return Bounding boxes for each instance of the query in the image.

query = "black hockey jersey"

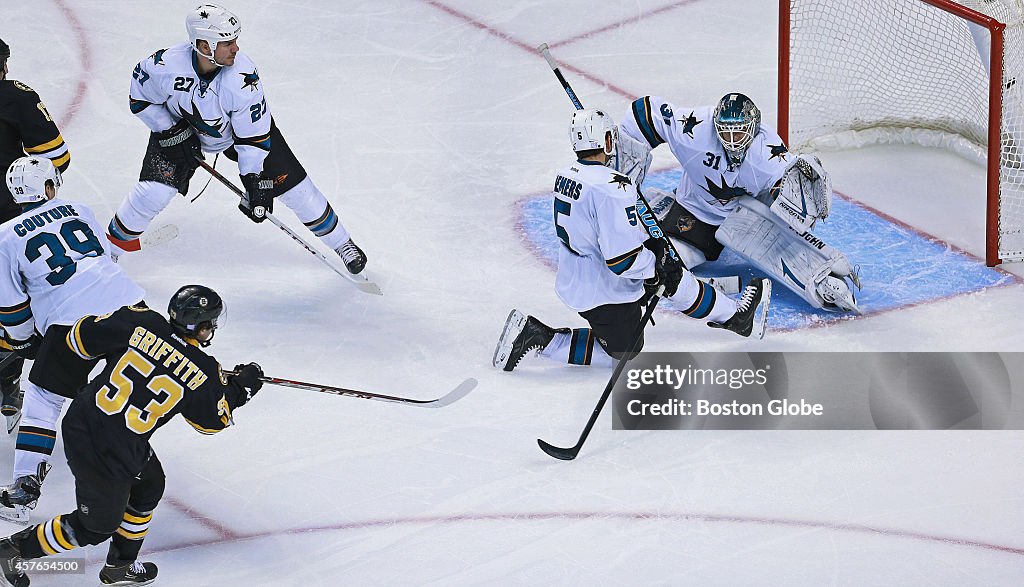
[61,304,252,479]
[0,79,71,220]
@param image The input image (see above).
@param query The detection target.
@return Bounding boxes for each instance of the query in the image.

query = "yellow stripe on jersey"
[66,315,97,359]
[24,134,65,154]
[184,417,224,435]
[50,150,71,171]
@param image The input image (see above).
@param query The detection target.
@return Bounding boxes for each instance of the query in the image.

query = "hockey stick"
[537,294,662,461]
[538,44,706,275]
[224,370,478,408]
[194,158,383,296]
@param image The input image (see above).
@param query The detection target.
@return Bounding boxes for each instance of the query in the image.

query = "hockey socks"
[676,274,736,323]
[539,328,616,368]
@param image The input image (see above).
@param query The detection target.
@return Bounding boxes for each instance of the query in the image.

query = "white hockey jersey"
[0,198,145,340]
[129,43,272,175]
[553,159,655,312]
[620,96,791,225]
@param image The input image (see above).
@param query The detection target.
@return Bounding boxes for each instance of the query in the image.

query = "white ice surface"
[2,1,1023,585]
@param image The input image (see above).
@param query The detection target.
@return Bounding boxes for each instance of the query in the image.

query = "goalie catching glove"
[642,237,683,301]
[239,172,274,223]
[770,153,832,233]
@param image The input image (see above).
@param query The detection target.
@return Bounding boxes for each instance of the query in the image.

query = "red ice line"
[157,503,1024,558]
[51,0,92,129]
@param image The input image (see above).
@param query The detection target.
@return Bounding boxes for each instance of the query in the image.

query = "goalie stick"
[195,157,383,296]
[224,370,478,408]
[537,293,663,461]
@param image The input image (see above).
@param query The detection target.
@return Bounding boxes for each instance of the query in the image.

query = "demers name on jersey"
[12,204,81,237]
[554,174,583,200]
[127,326,208,391]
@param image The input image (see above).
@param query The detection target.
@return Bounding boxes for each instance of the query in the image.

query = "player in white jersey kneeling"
[620,93,862,314]
[493,110,771,372]
[0,157,146,524]
[106,4,368,274]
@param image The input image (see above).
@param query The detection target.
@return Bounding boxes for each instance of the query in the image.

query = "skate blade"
[752,279,772,340]
[492,310,527,369]
[0,505,29,525]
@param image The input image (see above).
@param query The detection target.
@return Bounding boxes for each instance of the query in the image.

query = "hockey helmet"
[5,156,61,205]
[0,38,9,70]
[713,93,761,165]
[186,4,241,66]
[168,284,226,347]
[570,108,617,158]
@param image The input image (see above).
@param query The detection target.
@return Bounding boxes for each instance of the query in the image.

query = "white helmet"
[6,156,61,204]
[186,4,241,67]
[569,109,617,158]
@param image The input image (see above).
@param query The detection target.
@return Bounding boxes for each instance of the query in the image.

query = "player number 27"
[95,349,185,435]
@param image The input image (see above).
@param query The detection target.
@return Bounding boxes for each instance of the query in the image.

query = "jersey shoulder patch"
[12,81,35,93]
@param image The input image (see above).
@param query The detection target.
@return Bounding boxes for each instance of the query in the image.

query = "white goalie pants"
[12,380,64,482]
[109,176,351,251]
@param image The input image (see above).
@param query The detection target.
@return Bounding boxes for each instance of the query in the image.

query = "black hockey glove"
[643,237,683,301]
[154,120,202,166]
[4,331,41,361]
[231,363,264,405]
[239,173,274,223]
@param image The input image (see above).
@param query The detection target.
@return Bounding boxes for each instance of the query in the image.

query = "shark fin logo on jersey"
[150,49,167,65]
[659,103,674,125]
[680,111,702,138]
[768,143,789,161]
[240,70,260,91]
[178,97,225,138]
[609,173,632,191]
[702,175,750,203]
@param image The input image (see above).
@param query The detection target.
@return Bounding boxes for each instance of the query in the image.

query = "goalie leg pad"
[716,196,861,313]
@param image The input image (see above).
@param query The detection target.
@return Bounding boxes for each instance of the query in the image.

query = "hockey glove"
[4,331,41,361]
[239,173,274,223]
[232,363,264,405]
[154,120,202,167]
[643,237,683,300]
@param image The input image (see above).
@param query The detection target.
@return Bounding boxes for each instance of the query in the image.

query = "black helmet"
[168,284,225,347]
[0,38,9,70]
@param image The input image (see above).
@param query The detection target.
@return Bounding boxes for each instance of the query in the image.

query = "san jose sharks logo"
[177,96,225,138]
[609,173,632,191]
[702,175,750,203]
[150,48,167,66]
[768,143,789,161]
[679,111,702,137]
[240,70,260,91]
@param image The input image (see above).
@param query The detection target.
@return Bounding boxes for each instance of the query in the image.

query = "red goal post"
[778,0,1024,266]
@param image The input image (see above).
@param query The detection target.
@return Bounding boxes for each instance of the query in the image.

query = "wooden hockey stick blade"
[537,439,579,461]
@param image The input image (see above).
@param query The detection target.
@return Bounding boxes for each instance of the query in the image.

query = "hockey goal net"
[779,0,1024,265]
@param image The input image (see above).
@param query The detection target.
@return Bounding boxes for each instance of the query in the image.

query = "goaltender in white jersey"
[0,157,145,524]
[620,93,862,313]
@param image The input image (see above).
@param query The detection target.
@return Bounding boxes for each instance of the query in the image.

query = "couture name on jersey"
[128,326,208,390]
[12,205,81,237]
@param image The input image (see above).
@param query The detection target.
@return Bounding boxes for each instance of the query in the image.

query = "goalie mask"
[186,4,241,67]
[570,109,617,161]
[5,156,61,205]
[168,284,226,347]
[714,93,761,166]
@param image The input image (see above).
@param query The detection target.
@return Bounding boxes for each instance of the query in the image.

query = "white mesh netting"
[786,0,1024,261]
